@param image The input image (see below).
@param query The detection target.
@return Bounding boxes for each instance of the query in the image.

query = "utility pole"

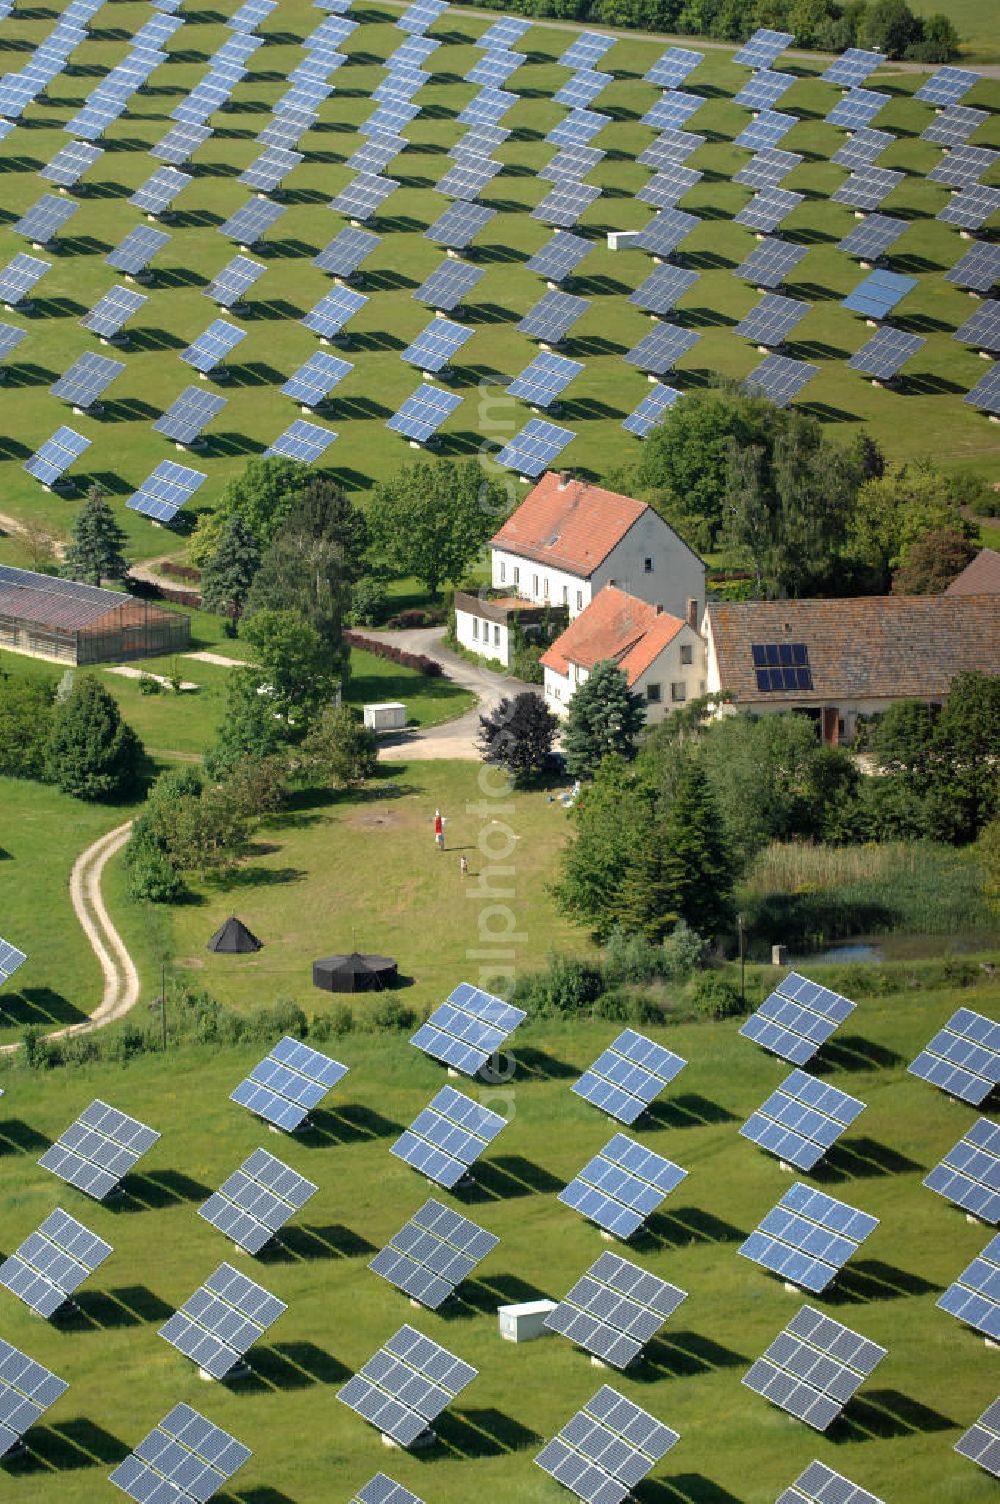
[737,913,746,1007]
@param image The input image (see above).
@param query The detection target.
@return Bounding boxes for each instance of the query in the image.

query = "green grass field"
[0,983,998,1503]
[0,2,997,574]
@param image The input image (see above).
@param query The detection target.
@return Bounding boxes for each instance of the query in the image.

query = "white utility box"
[607,229,641,251]
[498,1299,557,1342]
[363,701,406,733]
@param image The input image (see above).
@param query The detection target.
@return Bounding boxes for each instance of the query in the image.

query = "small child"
[459,855,468,876]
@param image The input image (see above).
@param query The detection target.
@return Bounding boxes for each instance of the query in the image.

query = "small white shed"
[363,701,406,733]
[498,1299,557,1342]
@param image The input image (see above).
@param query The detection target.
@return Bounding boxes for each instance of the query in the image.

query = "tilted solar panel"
[776,1460,887,1504]
[559,30,615,70]
[622,382,681,437]
[735,187,803,233]
[391,1084,506,1188]
[735,68,795,111]
[624,321,700,375]
[735,109,797,150]
[922,104,987,147]
[51,351,124,409]
[822,47,885,87]
[736,237,807,289]
[837,212,907,261]
[555,68,614,111]
[158,1263,286,1378]
[338,1324,477,1446]
[955,1397,1000,1479]
[938,1230,1000,1341]
[352,1478,425,1504]
[638,164,702,209]
[205,254,265,309]
[946,241,1000,294]
[369,1198,499,1309]
[41,140,102,188]
[0,1339,68,1458]
[181,317,246,373]
[535,1386,679,1504]
[129,165,191,214]
[302,285,368,339]
[739,1182,879,1293]
[843,267,915,319]
[642,90,703,131]
[826,88,889,129]
[106,225,169,276]
[153,387,227,445]
[282,349,353,406]
[532,180,601,227]
[645,46,703,90]
[508,350,582,409]
[741,1069,865,1171]
[915,64,980,106]
[924,1117,1000,1223]
[518,289,589,343]
[199,1147,318,1254]
[573,1029,686,1124]
[546,1249,686,1367]
[629,263,698,315]
[402,317,473,373]
[414,258,484,310]
[315,225,380,279]
[740,971,856,1064]
[219,197,286,245]
[14,194,78,244]
[527,230,592,285]
[231,1035,348,1131]
[848,325,924,379]
[0,1207,112,1318]
[744,352,817,407]
[833,166,903,211]
[559,1132,687,1238]
[545,108,611,148]
[110,1404,251,1503]
[38,1099,159,1200]
[832,126,895,170]
[939,185,1000,232]
[411,982,525,1074]
[638,129,704,169]
[425,200,495,249]
[0,323,26,365]
[744,1304,887,1430]
[24,426,91,487]
[495,418,574,477]
[127,459,207,523]
[733,28,794,68]
[265,418,338,464]
[735,293,808,347]
[387,383,462,443]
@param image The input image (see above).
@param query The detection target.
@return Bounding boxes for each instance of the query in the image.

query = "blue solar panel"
[24,427,90,487]
[832,166,903,211]
[739,1182,879,1293]
[573,1030,686,1124]
[110,1404,251,1502]
[938,185,1000,232]
[477,16,530,50]
[51,352,124,409]
[517,289,589,344]
[645,46,703,90]
[0,1339,68,1458]
[929,144,999,189]
[638,165,702,209]
[924,1118,999,1224]
[302,285,368,339]
[822,48,885,88]
[532,180,601,227]
[635,208,700,256]
[826,88,890,129]
[41,140,102,189]
[908,1007,1000,1104]
[559,1132,687,1238]
[733,28,794,68]
[838,213,907,262]
[391,1084,506,1188]
[219,197,286,246]
[843,268,915,320]
[0,322,26,366]
[915,65,980,106]
[937,1231,1000,1340]
[414,258,484,310]
[106,225,170,278]
[741,1069,865,1172]
[411,982,526,1075]
[848,325,925,379]
[330,172,399,221]
[922,104,987,147]
[832,126,894,169]
[735,187,803,233]
[231,1036,347,1130]
[624,321,700,375]
[281,349,353,407]
[736,237,807,289]
[545,109,611,148]
[495,418,574,477]
[745,351,817,407]
[735,109,797,150]
[555,68,613,111]
[457,87,517,127]
[735,68,794,111]
[402,318,473,373]
[526,231,592,285]
[265,418,338,464]
[181,318,246,373]
[558,30,615,71]
[425,200,495,249]
[466,50,523,88]
[387,383,462,443]
[642,91,703,131]
[316,226,381,280]
[622,382,681,437]
[396,0,446,35]
[153,387,227,446]
[127,460,206,523]
[507,350,582,409]
[740,972,855,1064]
[14,194,77,245]
[629,263,698,315]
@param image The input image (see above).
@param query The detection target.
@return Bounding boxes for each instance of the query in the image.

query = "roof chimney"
[687,598,699,630]
[557,469,572,490]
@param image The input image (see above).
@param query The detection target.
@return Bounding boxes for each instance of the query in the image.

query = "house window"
[576,590,583,611]
[513,566,520,587]
[532,574,539,597]
[472,617,479,641]
[562,585,568,604]
[646,682,661,704]
[543,577,550,600]
[680,644,692,665]
[643,557,654,573]
[499,561,506,583]
[671,682,686,702]
[493,624,500,646]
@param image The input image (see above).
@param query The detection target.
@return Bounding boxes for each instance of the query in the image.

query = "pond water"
[789,931,999,966]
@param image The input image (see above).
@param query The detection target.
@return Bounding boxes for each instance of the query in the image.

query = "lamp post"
[148,960,167,1052]
[737,913,745,1006]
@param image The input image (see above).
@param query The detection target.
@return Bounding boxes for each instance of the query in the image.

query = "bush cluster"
[343,630,443,677]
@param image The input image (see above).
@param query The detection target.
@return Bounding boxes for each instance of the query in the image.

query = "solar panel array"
[743,1305,887,1430]
[411,982,526,1075]
[560,1132,687,1239]
[546,1249,687,1367]
[908,1008,1000,1105]
[51,351,124,409]
[110,1403,251,1503]
[535,1385,679,1504]
[496,417,574,477]
[572,1028,686,1124]
[0,1339,68,1460]
[351,1479,425,1504]
[0,936,27,985]
[622,381,680,437]
[338,1324,477,1446]
[231,1035,348,1132]
[369,1197,499,1309]
[199,1147,318,1254]
[82,285,147,341]
[740,971,856,1065]
[0,1206,112,1318]
[158,1262,286,1379]
[388,382,461,443]
[924,1117,1000,1223]
[414,258,483,311]
[956,1397,1000,1478]
[38,1099,160,1200]
[508,349,582,409]
[736,293,808,347]
[739,1182,879,1294]
[777,1460,887,1504]
[265,417,338,463]
[127,459,207,522]
[282,348,353,407]
[741,1070,865,1172]
[938,1230,1000,1341]
[391,1084,506,1188]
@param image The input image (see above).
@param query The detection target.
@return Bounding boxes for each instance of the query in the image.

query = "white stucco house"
[488,470,705,624]
[540,585,706,722]
[451,591,562,666]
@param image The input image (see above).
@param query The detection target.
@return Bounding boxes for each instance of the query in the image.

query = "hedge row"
[344,630,443,676]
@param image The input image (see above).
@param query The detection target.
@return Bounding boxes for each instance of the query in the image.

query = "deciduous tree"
[478,691,558,785]
[200,513,261,630]
[367,458,508,596]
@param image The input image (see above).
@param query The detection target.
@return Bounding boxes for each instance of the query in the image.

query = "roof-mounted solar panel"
[739,1182,878,1294]
[741,1069,864,1171]
[387,383,462,444]
[560,1132,687,1238]
[573,1029,686,1124]
[369,1198,498,1309]
[281,349,353,407]
[744,1305,886,1431]
[153,386,227,446]
[0,1207,112,1318]
[158,1263,286,1379]
[38,1099,159,1199]
[231,1035,347,1132]
[391,1084,506,1188]
[338,1324,477,1448]
[24,426,91,489]
[535,1386,678,1503]
[127,459,207,523]
[938,1231,1000,1341]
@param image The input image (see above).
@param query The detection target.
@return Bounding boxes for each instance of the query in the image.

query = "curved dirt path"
[0,821,140,1054]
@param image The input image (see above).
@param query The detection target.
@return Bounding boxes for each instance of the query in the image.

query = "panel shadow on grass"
[0,987,87,1031]
[246,1340,349,1391]
[68,1283,173,1330]
[303,1102,403,1146]
[0,361,56,388]
[262,1222,376,1263]
[833,1388,955,1443]
[515,1045,577,1081]
[643,1475,744,1504]
[0,1117,50,1155]
[642,1206,747,1250]
[6,1417,128,1473]
[813,1035,904,1073]
[816,1137,924,1183]
[635,1330,748,1383]
[117,1168,212,1212]
[644,1094,738,1130]
[238,1490,299,1504]
[826,1258,942,1305]
[447,1272,550,1321]
[461,1154,562,1202]
[432,1406,541,1461]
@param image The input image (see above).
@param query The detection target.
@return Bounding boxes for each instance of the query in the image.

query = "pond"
[790,931,999,966]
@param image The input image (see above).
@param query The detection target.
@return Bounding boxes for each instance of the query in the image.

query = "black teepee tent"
[207,917,262,954]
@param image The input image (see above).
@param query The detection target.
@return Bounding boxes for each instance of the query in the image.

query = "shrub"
[661,920,710,980]
[384,607,447,629]
[351,577,387,627]
[602,930,667,987]
[138,673,161,696]
[45,675,144,801]
[366,995,417,1032]
[691,973,746,1020]
[516,954,603,1016]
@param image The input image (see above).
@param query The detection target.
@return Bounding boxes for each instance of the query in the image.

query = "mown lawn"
[0,2,996,578]
[0,980,997,1503]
